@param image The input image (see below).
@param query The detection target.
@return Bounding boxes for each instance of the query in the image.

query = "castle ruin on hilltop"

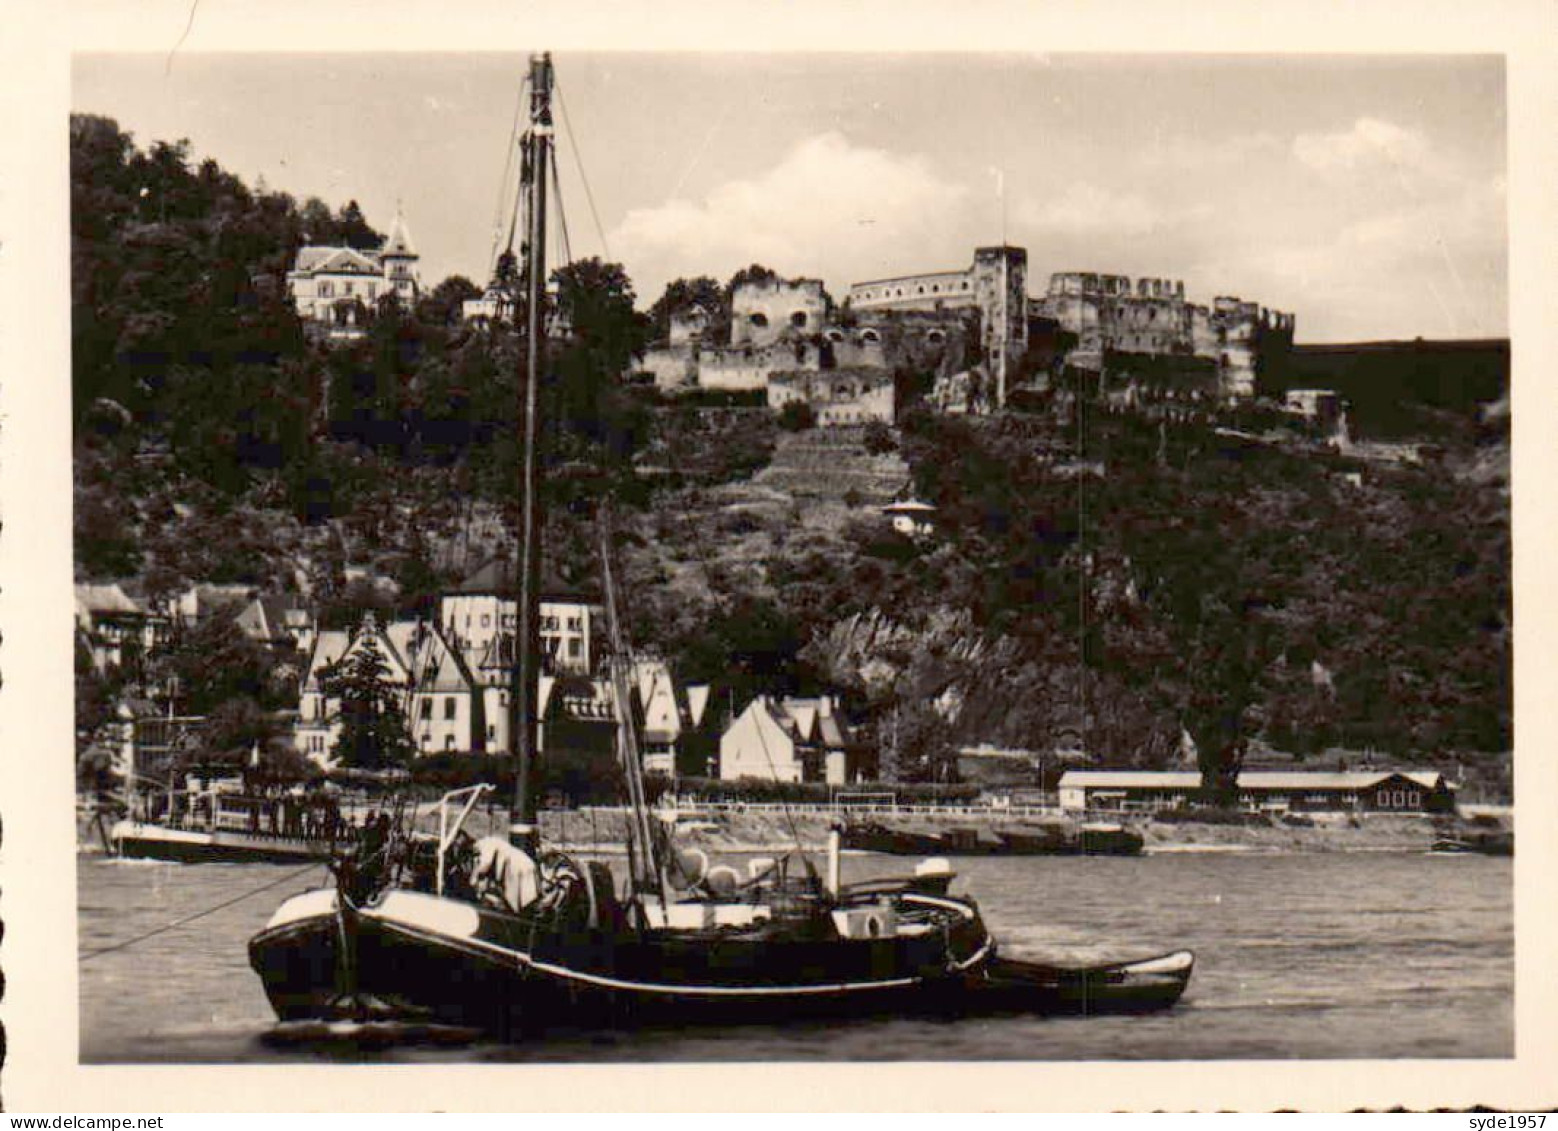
[643,245,1295,418]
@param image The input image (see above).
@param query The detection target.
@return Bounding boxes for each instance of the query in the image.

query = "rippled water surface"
[78,849,1511,1062]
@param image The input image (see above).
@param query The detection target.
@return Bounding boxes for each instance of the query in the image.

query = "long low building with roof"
[1057,769,1456,815]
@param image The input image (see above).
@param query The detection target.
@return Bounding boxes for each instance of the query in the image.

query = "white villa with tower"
[286,211,421,340]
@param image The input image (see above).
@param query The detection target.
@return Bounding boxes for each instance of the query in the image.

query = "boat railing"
[435,784,495,895]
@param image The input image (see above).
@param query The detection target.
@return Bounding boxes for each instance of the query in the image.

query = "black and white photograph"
[4,0,1556,1112]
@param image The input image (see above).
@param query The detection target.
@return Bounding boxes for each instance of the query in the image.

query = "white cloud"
[611,133,969,303]
[1292,117,1433,175]
[1136,130,1285,171]
[1208,170,1506,340]
[1017,182,1171,237]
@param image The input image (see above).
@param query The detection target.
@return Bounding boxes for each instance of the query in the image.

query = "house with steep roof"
[164,583,254,628]
[286,211,422,340]
[719,694,863,785]
[405,626,485,756]
[628,658,715,778]
[293,614,420,766]
[75,583,169,672]
[234,595,317,657]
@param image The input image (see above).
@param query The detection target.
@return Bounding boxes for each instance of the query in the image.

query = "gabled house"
[630,658,715,778]
[293,614,417,767]
[535,673,620,805]
[75,583,170,672]
[719,694,864,785]
[164,583,254,629]
[405,626,484,756]
[235,595,317,657]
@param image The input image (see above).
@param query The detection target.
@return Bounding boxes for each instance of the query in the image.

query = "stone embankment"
[524,807,1487,855]
[80,799,1507,856]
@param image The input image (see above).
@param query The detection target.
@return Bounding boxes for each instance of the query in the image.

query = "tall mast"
[600,508,665,902]
[510,51,553,847]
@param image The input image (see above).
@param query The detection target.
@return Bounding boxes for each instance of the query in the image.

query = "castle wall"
[730,278,828,348]
[767,367,896,425]
[1035,270,1291,396]
[847,270,976,313]
[641,344,697,390]
[698,341,822,391]
[668,306,713,347]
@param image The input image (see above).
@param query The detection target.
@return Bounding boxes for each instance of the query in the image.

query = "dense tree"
[724,263,780,299]
[418,274,482,328]
[777,401,815,432]
[147,610,292,715]
[323,629,414,769]
[648,275,724,342]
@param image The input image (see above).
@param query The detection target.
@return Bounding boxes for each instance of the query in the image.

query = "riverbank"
[81,801,1507,856]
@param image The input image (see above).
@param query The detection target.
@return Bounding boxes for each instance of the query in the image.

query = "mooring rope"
[79,861,325,963]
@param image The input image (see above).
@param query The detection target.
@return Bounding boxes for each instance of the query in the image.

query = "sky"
[73,52,1508,342]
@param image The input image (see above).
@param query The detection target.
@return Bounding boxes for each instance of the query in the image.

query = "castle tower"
[971,246,1028,407]
[380,209,421,303]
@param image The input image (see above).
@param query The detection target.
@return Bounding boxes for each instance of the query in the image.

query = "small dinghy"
[972,949,1195,1015]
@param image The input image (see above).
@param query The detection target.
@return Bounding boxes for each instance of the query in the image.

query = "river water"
[78,849,1511,1062]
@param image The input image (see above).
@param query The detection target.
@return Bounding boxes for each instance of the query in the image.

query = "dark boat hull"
[250,887,995,1035]
[111,821,334,864]
[250,888,1191,1037]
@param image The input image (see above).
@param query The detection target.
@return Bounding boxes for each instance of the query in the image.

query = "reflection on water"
[78,850,1512,1062]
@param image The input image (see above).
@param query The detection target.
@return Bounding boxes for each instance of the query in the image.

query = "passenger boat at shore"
[247,53,1191,1040]
[108,790,351,864]
[111,818,334,865]
[107,758,355,864]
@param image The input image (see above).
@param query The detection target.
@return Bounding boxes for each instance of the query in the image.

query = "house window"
[487,724,496,739]
[319,282,334,298]
[481,614,491,628]
[344,282,354,296]
[367,284,376,299]
[420,699,432,719]
[567,617,582,632]
[568,639,582,659]
[444,697,456,720]
[444,735,455,751]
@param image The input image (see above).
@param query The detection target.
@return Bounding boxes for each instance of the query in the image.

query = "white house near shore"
[719,695,860,785]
